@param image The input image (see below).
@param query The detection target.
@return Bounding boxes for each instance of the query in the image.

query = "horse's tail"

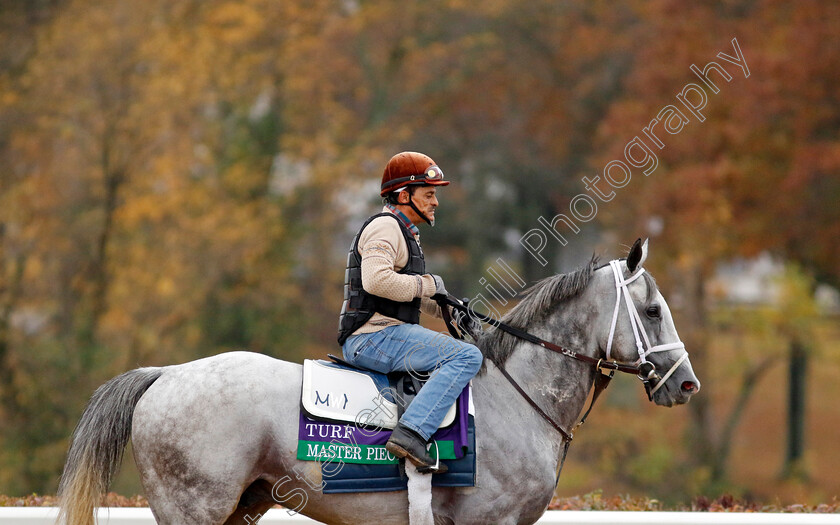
[57,367,163,525]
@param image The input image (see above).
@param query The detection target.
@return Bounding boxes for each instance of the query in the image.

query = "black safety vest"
[337,213,425,345]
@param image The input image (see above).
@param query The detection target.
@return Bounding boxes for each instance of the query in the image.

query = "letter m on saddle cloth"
[301,357,459,431]
[298,358,476,493]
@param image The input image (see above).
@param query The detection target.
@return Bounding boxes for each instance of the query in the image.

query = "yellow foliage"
[0,0,839,498]
[206,2,266,44]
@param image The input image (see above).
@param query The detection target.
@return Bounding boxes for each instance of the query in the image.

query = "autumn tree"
[0,0,339,492]
[0,0,837,499]
[588,0,840,489]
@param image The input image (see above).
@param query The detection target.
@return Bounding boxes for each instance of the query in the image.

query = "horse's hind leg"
[133,423,253,524]
[142,479,241,524]
[136,452,245,524]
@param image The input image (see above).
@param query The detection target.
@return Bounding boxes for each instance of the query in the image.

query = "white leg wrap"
[406,462,434,525]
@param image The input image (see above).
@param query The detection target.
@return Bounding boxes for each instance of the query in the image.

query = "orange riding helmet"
[380,152,450,196]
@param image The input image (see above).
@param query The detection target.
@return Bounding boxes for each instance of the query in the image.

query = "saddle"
[300,356,458,430]
[297,356,476,493]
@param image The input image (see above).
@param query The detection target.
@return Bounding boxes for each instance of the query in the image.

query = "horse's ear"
[626,238,648,273]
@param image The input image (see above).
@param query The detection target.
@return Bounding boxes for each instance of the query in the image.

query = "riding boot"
[385,423,448,474]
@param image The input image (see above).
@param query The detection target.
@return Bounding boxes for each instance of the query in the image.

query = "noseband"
[605,260,689,398]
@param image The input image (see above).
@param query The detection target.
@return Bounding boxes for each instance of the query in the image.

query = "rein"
[436,259,689,443]
[437,295,626,444]
[443,297,644,375]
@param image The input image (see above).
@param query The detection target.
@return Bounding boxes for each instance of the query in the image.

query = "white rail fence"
[3,508,838,524]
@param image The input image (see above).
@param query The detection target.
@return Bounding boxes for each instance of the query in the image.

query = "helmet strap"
[408,195,433,226]
[406,187,434,226]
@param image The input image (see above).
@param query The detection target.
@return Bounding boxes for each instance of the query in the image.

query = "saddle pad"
[320,415,476,493]
[301,359,457,430]
[296,384,476,493]
[297,383,473,463]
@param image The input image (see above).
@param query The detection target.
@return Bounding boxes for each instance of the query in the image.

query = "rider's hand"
[452,305,480,338]
[430,274,448,299]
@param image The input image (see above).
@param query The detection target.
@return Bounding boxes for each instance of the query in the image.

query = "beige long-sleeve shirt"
[352,207,442,336]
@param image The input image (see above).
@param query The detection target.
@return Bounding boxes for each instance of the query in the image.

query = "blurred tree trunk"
[680,262,716,470]
[782,337,808,480]
[0,233,14,414]
[682,260,778,484]
[711,356,777,482]
[0,225,26,410]
[83,146,126,351]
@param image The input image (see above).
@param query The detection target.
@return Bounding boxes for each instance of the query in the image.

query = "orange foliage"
[1,0,839,499]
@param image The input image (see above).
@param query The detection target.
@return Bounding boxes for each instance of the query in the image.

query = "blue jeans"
[342,323,483,441]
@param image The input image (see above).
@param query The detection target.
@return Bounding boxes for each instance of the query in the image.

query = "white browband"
[605,259,688,396]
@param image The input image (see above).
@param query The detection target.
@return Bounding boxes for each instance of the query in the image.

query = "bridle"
[604,259,690,398]
[438,258,690,443]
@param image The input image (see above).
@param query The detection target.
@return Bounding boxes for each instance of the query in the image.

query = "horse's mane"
[476,255,600,372]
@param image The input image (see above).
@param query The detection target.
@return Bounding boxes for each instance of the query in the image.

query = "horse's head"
[594,238,700,407]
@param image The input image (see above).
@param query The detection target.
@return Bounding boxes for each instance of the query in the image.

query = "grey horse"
[58,239,699,525]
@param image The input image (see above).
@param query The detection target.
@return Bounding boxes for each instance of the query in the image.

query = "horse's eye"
[646,304,661,318]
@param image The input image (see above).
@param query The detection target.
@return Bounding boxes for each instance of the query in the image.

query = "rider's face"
[399,186,439,224]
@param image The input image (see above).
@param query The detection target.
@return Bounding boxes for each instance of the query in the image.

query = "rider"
[338,151,483,474]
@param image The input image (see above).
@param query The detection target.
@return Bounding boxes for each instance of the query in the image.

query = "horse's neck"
[475,298,598,449]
